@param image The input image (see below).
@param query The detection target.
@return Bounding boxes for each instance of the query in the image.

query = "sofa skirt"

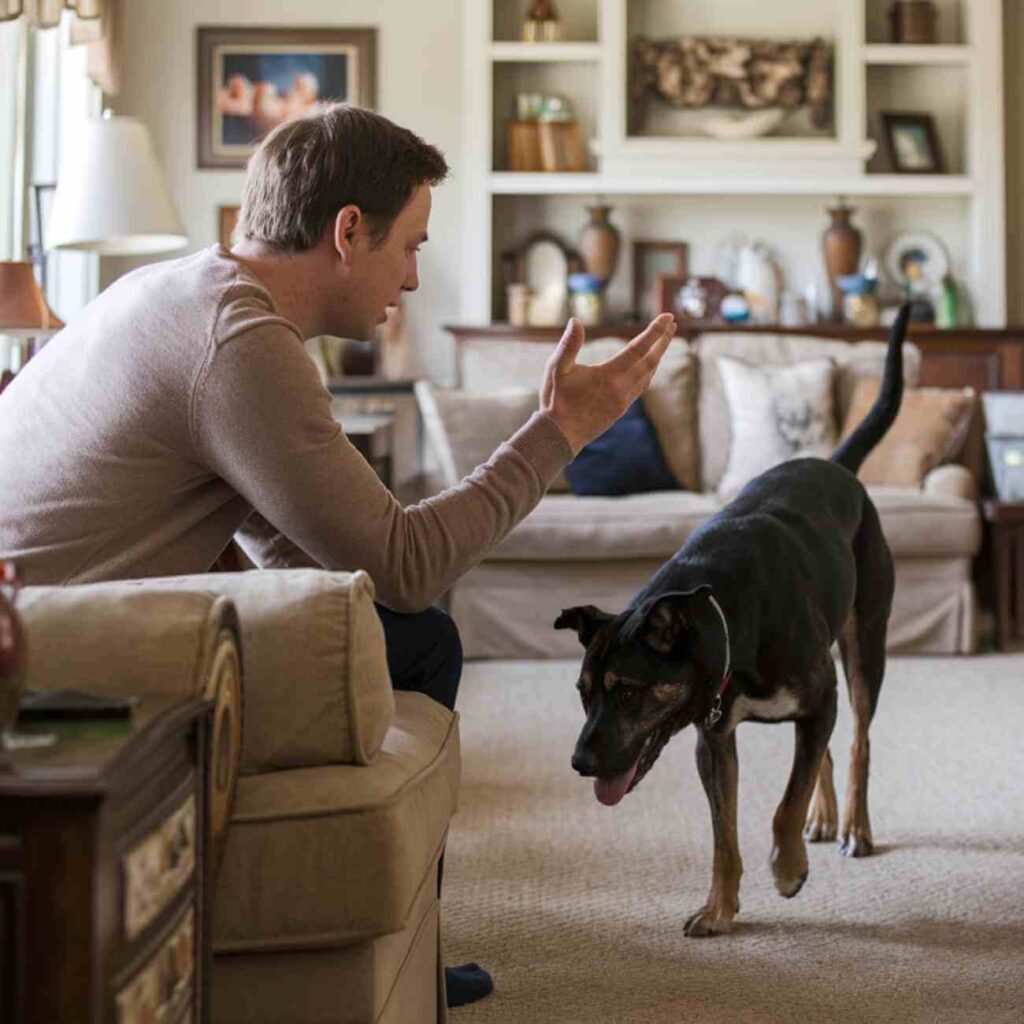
[451,556,977,659]
[211,850,444,1024]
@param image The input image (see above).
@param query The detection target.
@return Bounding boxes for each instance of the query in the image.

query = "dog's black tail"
[831,303,911,475]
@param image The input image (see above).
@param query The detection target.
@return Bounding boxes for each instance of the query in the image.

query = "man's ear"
[333,205,363,262]
[554,605,614,647]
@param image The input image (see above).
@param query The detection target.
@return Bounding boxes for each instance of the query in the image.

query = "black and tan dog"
[555,305,911,938]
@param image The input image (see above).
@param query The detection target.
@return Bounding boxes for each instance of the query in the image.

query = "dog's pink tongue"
[594,761,639,807]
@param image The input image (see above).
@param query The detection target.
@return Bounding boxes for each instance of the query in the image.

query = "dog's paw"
[684,906,735,938]
[774,868,808,898]
[839,830,874,858]
[804,818,837,843]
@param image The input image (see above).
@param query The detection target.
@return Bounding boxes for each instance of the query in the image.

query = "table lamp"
[46,112,187,256]
[0,261,65,390]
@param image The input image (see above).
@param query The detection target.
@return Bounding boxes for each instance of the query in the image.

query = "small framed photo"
[197,26,377,169]
[218,205,240,247]
[632,241,689,319]
[881,112,945,174]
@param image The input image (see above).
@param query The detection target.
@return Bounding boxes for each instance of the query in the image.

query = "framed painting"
[197,26,377,169]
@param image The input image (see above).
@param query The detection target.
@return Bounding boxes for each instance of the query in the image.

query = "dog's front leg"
[685,728,741,938]
[771,693,837,898]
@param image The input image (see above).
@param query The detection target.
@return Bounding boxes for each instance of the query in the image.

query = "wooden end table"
[332,409,395,490]
[981,499,1024,650]
[0,695,213,1023]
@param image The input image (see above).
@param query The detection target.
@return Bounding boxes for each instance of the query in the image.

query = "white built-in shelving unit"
[462,0,1005,326]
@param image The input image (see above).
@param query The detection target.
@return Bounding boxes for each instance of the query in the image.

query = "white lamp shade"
[47,115,188,256]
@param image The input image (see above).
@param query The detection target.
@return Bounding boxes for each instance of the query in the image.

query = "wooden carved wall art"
[630,36,832,134]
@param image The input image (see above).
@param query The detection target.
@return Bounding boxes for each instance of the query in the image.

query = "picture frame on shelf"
[656,274,729,324]
[631,241,689,319]
[218,205,240,247]
[881,112,945,174]
[196,26,377,169]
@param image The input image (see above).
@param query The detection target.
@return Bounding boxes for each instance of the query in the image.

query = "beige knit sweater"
[0,246,572,610]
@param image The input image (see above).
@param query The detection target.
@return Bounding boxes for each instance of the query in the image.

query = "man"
[0,104,675,1006]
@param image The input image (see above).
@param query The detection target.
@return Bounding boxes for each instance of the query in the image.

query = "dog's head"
[554,585,728,807]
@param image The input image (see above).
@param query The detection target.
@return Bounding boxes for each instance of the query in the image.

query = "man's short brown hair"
[238,104,449,252]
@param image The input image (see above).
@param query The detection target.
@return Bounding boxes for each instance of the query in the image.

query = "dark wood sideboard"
[0,695,214,1024]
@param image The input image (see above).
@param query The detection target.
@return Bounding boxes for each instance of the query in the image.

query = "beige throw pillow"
[415,381,539,485]
[839,379,976,487]
[717,355,838,498]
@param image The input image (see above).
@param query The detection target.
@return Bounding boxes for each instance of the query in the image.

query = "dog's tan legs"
[685,729,741,938]
[804,747,838,842]
[839,618,880,857]
[771,684,837,898]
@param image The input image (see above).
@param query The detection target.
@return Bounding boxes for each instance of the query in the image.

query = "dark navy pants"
[375,604,463,712]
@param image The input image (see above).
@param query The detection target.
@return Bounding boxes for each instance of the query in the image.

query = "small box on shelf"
[507,120,586,172]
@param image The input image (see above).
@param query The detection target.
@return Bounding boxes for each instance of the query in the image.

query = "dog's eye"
[617,685,644,709]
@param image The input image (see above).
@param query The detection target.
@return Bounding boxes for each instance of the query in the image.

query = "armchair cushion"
[137,569,394,775]
[212,691,460,952]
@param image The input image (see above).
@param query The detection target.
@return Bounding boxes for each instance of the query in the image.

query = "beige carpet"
[444,655,1024,1023]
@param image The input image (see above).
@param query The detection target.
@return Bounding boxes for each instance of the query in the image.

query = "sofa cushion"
[869,486,980,557]
[716,355,838,498]
[696,333,922,491]
[841,380,976,487]
[566,399,677,496]
[212,691,460,952]
[137,569,394,775]
[490,491,723,561]
[455,335,700,492]
[574,338,700,491]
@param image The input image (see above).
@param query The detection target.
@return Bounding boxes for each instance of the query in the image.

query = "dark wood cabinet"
[0,696,213,1024]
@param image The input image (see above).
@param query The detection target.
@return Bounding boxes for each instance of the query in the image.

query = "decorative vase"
[0,562,25,743]
[890,1,937,44]
[822,202,862,322]
[579,204,621,289]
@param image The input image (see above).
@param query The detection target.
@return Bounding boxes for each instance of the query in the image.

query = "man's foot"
[445,962,494,1008]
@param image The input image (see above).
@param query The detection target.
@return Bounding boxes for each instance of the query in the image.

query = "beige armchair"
[19,568,459,1024]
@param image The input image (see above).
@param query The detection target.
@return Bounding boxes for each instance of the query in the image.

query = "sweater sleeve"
[191,321,572,612]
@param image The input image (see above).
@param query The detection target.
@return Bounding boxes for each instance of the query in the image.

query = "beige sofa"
[19,569,458,1024]
[427,331,981,659]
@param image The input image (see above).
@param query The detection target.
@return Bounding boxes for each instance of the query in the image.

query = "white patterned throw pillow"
[716,355,838,499]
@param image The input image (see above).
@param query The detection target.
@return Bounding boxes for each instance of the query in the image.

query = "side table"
[0,695,213,1023]
[981,499,1024,650]
[335,411,394,490]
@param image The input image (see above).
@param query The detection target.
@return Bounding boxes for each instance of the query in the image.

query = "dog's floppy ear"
[554,605,614,647]
[630,585,726,676]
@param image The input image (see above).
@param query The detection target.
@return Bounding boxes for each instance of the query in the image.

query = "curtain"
[0,0,119,96]
[0,2,104,28]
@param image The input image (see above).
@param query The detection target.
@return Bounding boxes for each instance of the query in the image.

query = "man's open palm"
[540,313,677,454]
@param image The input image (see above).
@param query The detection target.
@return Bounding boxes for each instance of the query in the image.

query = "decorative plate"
[884,230,950,291]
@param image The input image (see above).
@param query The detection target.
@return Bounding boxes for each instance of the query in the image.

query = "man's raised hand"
[539,313,677,454]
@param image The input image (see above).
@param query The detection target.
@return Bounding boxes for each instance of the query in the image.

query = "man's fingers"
[549,317,586,373]
[628,320,675,388]
[607,314,675,371]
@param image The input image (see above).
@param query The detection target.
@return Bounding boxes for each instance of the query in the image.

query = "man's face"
[334,184,431,340]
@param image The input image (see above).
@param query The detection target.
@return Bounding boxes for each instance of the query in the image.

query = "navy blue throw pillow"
[565,399,678,496]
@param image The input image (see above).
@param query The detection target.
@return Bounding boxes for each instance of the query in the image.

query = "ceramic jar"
[579,205,621,288]
[822,203,863,322]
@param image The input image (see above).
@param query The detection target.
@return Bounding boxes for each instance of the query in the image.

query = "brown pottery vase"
[579,204,621,288]
[822,202,862,322]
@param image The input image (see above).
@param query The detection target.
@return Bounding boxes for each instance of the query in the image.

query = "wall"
[1004,0,1023,323]
[109,0,464,381]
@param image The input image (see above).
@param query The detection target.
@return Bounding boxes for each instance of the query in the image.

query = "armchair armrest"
[923,464,978,502]
[121,569,394,776]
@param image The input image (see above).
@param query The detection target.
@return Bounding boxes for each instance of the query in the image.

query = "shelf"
[489,172,976,197]
[862,44,973,65]
[490,42,602,62]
